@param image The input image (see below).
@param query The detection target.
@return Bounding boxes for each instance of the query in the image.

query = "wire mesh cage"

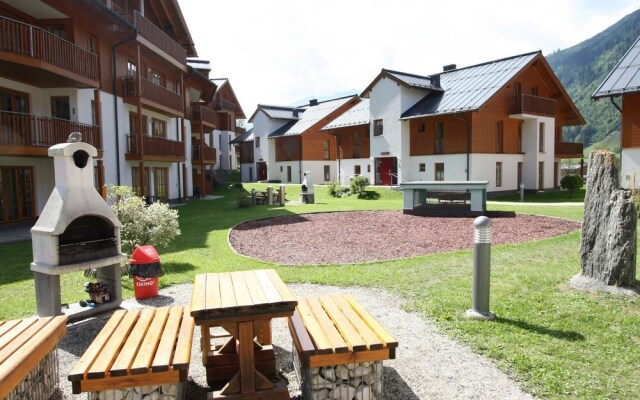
[87,382,186,400]
[413,189,470,210]
[294,349,384,400]
[7,346,59,400]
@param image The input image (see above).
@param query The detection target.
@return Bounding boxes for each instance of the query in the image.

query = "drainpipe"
[336,134,341,184]
[112,31,138,185]
[455,115,471,181]
[609,96,622,113]
[299,136,303,183]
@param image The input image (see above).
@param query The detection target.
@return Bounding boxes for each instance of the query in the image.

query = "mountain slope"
[547,8,640,146]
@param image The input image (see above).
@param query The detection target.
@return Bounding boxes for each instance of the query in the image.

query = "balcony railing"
[119,11,186,63]
[0,16,98,81]
[0,111,101,149]
[126,134,184,158]
[509,94,556,117]
[213,98,237,113]
[555,141,583,158]
[192,144,216,161]
[190,104,216,125]
[123,76,184,113]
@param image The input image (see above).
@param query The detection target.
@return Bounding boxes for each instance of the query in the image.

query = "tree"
[108,185,181,255]
[560,174,584,198]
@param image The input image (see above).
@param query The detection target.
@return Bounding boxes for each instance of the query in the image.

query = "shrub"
[350,176,370,197]
[560,175,584,198]
[236,194,252,208]
[108,185,181,255]
[328,181,350,197]
[227,169,241,182]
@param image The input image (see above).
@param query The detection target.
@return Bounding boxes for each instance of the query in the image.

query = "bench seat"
[0,315,67,400]
[69,306,194,397]
[288,294,397,400]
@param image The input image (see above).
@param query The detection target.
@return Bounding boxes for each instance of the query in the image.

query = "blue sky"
[180,0,640,120]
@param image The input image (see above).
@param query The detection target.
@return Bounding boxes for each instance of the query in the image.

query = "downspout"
[609,96,622,113]
[455,115,471,181]
[336,133,341,184]
[112,31,138,185]
[298,136,303,183]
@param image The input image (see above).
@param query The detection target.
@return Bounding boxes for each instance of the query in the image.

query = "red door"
[378,157,393,185]
[257,162,267,181]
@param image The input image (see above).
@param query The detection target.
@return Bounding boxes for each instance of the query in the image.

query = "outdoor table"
[190,269,297,399]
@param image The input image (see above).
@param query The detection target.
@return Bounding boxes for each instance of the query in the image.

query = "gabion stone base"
[7,347,59,400]
[88,382,185,400]
[295,352,383,400]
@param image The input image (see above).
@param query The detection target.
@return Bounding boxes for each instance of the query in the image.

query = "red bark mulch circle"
[228,211,580,265]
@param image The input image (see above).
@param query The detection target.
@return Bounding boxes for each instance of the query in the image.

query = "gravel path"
[230,211,580,265]
[55,283,535,400]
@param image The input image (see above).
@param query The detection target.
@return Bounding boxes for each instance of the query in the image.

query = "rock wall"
[301,361,383,400]
[580,150,637,286]
[89,382,183,400]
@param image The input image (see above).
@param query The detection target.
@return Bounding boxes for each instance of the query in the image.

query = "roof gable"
[361,69,442,97]
[212,79,246,119]
[593,35,640,98]
[247,104,303,123]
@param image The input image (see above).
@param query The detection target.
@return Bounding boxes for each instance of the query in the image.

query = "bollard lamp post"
[466,216,496,320]
[520,182,525,202]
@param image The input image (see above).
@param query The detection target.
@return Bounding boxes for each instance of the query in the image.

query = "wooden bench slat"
[265,269,296,303]
[110,308,156,377]
[69,310,128,381]
[319,296,367,352]
[295,298,333,355]
[305,297,349,354]
[231,271,253,307]
[0,317,50,366]
[0,319,23,340]
[130,307,170,375]
[343,294,398,348]
[151,306,183,372]
[0,317,38,353]
[0,316,67,400]
[242,270,269,306]
[172,307,195,370]
[191,274,207,315]
[288,311,316,357]
[87,309,141,379]
[205,273,222,311]
[219,273,237,308]
[254,270,283,304]
[331,295,385,350]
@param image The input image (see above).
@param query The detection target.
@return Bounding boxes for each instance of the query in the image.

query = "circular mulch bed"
[229,211,580,265]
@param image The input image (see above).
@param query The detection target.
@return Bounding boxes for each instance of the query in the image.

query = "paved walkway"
[0,221,32,244]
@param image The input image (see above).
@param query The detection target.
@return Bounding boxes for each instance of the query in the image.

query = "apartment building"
[211,78,245,173]
[0,0,242,225]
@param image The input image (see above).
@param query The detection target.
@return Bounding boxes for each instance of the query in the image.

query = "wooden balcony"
[118,11,186,64]
[190,104,216,127]
[0,111,100,156]
[0,16,99,88]
[123,76,184,116]
[192,144,216,164]
[213,98,237,113]
[126,134,185,162]
[509,94,557,118]
[555,141,583,159]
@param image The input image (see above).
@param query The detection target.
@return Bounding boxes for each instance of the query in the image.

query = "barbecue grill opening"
[58,215,118,265]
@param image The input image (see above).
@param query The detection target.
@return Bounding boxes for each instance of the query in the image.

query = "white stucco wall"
[408,154,468,182]
[338,158,372,186]
[369,78,402,162]
[520,115,555,190]
[621,149,640,189]
[272,161,301,183]
[470,154,524,192]
[240,163,254,182]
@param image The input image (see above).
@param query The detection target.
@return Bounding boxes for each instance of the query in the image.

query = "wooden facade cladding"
[125,134,185,162]
[0,15,99,88]
[622,93,640,149]
[0,111,101,155]
[275,136,301,161]
[239,142,254,163]
[554,141,583,158]
[409,114,471,156]
[329,125,370,159]
[191,140,216,164]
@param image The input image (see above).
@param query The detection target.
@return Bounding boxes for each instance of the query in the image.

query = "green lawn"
[1,183,638,399]
[491,188,586,203]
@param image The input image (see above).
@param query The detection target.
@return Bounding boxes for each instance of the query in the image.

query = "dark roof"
[248,105,304,123]
[401,51,539,119]
[268,96,355,138]
[322,98,370,130]
[361,69,442,96]
[593,35,640,98]
[230,128,253,144]
[268,120,297,138]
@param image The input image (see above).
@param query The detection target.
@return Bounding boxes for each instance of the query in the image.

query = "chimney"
[443,64,457,72]
[431,74,441,88]
[292,109,298,118]
[309,99,318,106]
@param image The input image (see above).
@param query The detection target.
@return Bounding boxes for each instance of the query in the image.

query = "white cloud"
[179,0,640,119]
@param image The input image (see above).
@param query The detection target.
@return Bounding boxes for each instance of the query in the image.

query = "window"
[219,134,222,149]
[354,165,361,175]
[255,137,260,148]
[538,161,544,189]
[435,163,444,181]
[150,118,166,138]
[518,123,523,153]
[126,60,137,77]
[147,67,164,86]
[496,162,502,187]
[47,25,65,39]
[88,35,98,55]
[353,131,361,158]
[154,167,168,202]
[287,166,292,182]
[435,122,444,154]
[131,167,150,197]
[531,85,538,96]
[539,122,545,152]
[418,123,426,133]
[323,140,330,160]
[280,166,283,172]
[419,163,425,172]
[517,162,523,188]
[496,121,503,153]
[373,119,383,136]
[51,96,70,120]
[367,165,371,173]
[324,165,330,181]
[91,100,97,125]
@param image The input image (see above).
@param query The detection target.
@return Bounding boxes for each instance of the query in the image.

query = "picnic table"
[191,269,297,399]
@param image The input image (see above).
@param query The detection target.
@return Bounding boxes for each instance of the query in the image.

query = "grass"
[491,188,586,203]
[1,183,638,399]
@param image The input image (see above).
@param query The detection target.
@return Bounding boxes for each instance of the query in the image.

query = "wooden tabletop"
[0,315,67,399]
[190,269,297,322]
